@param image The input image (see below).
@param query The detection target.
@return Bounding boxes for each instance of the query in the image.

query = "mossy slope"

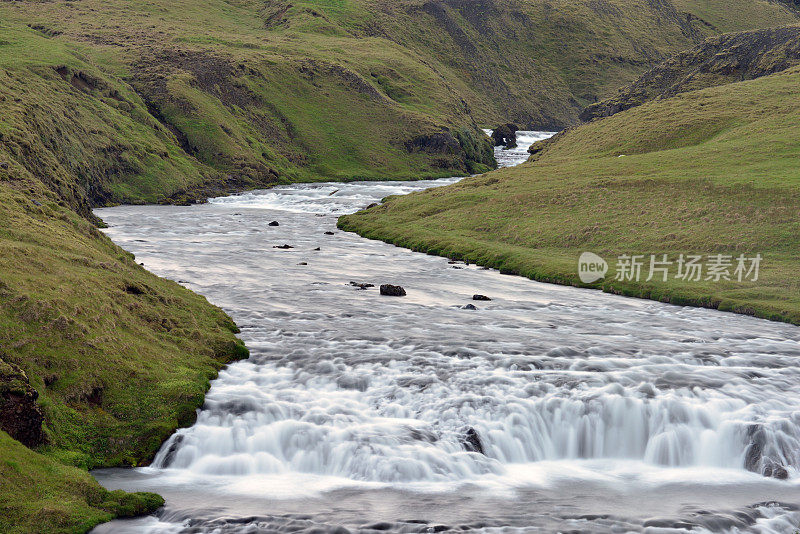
[0,134,248,531]
[1,0,797,208]
[582,25,800,121]
[339,65,800,325]
[0,431,163,534]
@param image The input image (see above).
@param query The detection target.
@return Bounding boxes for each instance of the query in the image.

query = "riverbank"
[0,170,248,532]
[339,66,800,326]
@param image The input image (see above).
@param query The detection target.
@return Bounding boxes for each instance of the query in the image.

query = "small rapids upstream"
[93,132,800,533]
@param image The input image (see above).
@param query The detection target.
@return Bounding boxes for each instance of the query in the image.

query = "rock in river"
[350,281,375,290]
[380,284,406,297]
[492,123,519,149]
[460,427,485,455]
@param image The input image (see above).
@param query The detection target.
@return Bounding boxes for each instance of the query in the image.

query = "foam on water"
[91,132,800,533]
[482,129,555,168]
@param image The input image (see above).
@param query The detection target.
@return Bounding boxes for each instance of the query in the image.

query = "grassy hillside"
[582,25,800,121]
[0,146,248,531]
[339,66,800,324]
[1,0,797,208]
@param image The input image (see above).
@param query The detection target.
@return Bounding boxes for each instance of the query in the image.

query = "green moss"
[0,158,248,529]
[0,431,163,534]
[1,0,796,209]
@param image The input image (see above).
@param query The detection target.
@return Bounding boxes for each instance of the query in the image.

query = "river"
[92,132,800,533]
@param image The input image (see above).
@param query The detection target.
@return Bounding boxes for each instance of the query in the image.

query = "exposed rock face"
[581,26,800,122]
[491,123,518,148]
[0,358,46,448]
[405,128,496,172]
[405,132,461,155]
[472,294,492,301]
[461,427,485,454]
[744,424,790,480]
[379,284,407,296]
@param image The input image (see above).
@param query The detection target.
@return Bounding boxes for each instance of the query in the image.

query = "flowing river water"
[92,132,800,533]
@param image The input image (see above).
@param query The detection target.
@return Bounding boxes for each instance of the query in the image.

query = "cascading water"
[91,133,800,534]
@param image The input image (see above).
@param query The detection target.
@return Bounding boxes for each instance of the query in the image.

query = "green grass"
[0,431,163,534]
[0,155,248,530]
[2,0,797,208]
[339,67,800,325]
[1,0,799,530]
[0,173,249,468]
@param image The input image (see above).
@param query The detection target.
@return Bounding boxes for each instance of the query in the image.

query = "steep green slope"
[582,25,800,121]
[0,139,248,530]
[2,0,797,209]
[267,0,800,128]
[339,66,800,324]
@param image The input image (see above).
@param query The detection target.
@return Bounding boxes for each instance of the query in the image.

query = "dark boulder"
[461,427,485,455]
[0,358,46,447]
[462,304,478,310]
[491,123,518,148]
[324,231,335,235]
[763,459,789,480]
[268,221,280,227]
[380,284,406,297]
[158,434,185,468]
[273,244,294,249]
[473,295,492,301]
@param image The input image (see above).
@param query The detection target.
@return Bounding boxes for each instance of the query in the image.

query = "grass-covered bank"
[339,66,800,326]
[0,143,248,531]
[0,432,163,534]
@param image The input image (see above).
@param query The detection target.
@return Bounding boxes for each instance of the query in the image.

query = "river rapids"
[92,132,800,533]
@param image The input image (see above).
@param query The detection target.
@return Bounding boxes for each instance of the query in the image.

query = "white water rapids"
[92,132,800,533]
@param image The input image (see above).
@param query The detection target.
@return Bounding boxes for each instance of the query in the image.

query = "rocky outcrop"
[405,128,496,173]
[405,132,462,155]
[744,424,791,480]
[0,357,46,448]
[491,123,518,148]
[581,26,800,122]
[460,427,485,454]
